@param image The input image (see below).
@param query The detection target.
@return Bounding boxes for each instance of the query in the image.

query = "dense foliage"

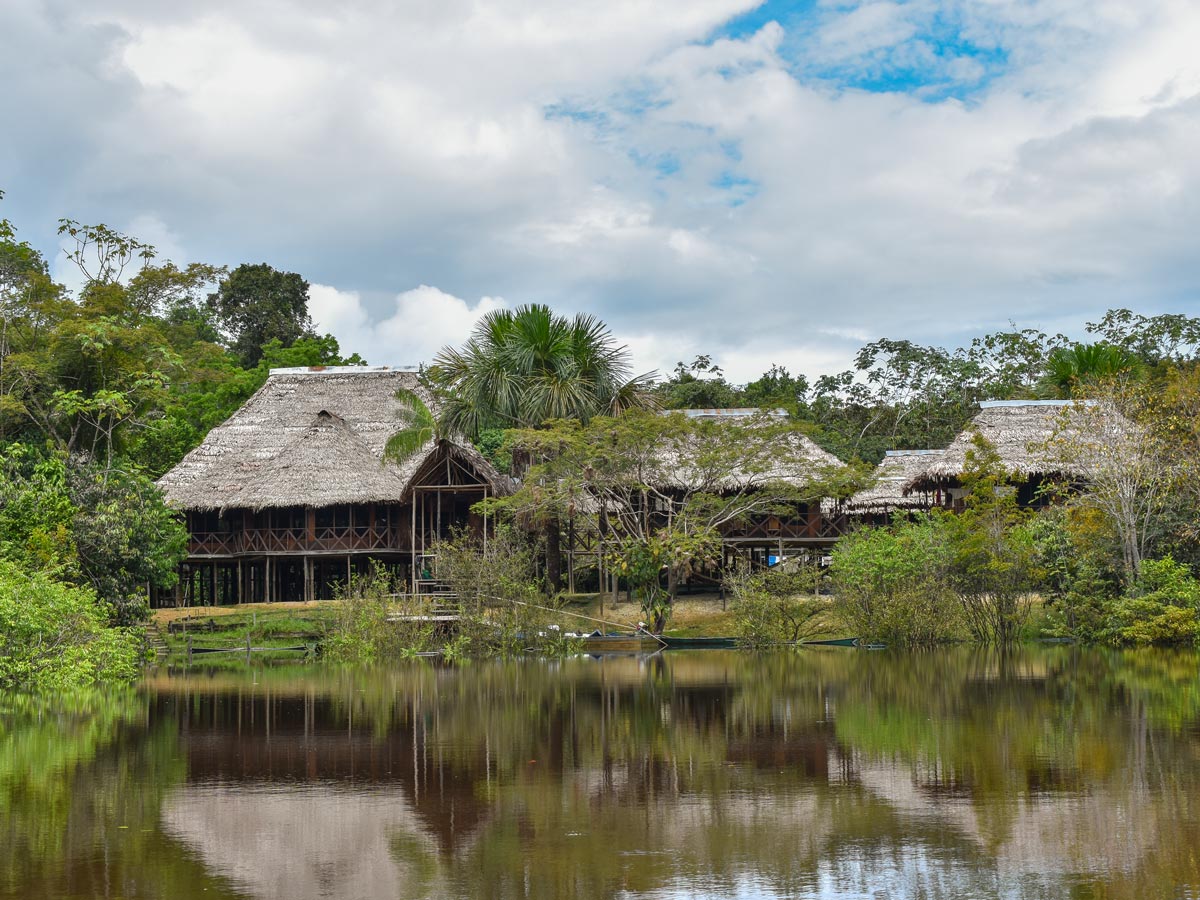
[0,562,142,690]
[0,194,361,686]
[8,186,1200,665]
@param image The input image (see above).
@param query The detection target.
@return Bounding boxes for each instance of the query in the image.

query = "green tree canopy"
[430,303,655,437]
[209,262,315,367]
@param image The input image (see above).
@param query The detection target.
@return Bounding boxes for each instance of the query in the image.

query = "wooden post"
[599,540,605,619]
[237,560,244,605]
[411,494,418,593]
[567,515,576,595]
[265,557,272,604]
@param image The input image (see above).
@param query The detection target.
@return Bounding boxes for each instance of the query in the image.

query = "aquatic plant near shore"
[0,562,143,690]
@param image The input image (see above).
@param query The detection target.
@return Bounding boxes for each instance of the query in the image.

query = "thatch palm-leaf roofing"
[846,450,945,512]
[655,409,846,491]
[157,367,510,512]
[904,400,1114,492]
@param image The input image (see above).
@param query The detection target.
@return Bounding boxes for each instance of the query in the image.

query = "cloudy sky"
[3,0,1199,381]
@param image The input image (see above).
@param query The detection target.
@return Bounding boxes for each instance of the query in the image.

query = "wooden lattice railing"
[189,525,403,556]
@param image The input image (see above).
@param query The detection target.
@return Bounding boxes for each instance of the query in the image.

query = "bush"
[323,566,435,662]
[829,517,961,646]
[0,561,143,691]
[728,564,828,648]
[1105,556,1200,646]
[432,526,551,656]
[1027,508,1120,642]
[1041,562,1114,642]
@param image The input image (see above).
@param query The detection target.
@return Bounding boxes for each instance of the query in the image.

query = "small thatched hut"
[845,450,946,522]
[903,399,1111,507]
[156,366,511,606]
[660,409,850,565]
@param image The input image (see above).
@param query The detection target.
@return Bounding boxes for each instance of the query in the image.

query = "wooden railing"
[189,525,403,556]
[721,513,849,542]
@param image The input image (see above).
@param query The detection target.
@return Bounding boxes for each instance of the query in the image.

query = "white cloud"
[309,283,504,367]
[3,0,1200,386]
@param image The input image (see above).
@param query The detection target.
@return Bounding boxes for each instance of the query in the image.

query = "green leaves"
[56,219,156,285]
[0,560,142,691]
[430,303,655,436]
[385,386,438,463]
[209,263,315,367]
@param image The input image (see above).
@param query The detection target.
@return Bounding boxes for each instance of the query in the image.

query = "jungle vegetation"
[6,190,1200,685]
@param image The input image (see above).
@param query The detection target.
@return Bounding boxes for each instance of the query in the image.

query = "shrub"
[0,562,143,691]
[1105,556,1200,646]
[323,565,435,663]
[728,564,828,648]
[829,517,961,646]
[432,526,550,656]
[1041,563,1115,642]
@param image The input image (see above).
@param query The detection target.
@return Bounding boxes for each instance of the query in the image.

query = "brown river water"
[3,647,1200,899]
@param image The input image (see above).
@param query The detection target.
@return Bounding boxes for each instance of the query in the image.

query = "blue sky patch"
[706,1,1010,102]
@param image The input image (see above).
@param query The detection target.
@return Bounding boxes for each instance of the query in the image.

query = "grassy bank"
[153,602,338,659]
[151,593,851,660]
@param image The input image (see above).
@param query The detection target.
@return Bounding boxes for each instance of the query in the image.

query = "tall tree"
[209,263,314,367]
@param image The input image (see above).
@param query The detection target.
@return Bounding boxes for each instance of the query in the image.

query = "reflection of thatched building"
[156,366,511,606]
[904,400,1114,508]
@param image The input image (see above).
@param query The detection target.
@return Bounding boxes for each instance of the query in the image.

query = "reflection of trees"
[0,691,237,898]
[8,650,1200,899]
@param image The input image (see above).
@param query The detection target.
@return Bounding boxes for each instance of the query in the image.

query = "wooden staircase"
[146,623,171,659]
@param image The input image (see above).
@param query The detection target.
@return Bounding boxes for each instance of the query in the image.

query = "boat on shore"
[660,636,738,649]
[578,632,664,652]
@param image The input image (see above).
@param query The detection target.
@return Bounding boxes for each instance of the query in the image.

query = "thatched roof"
[157,367,510,512]
[846,450,945,512]
[904,400,1110,492]
[656,409,845,492]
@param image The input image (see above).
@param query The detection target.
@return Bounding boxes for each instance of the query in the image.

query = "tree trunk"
[545,515,563,594]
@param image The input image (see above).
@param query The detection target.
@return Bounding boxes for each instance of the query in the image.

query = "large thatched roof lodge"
[157,376,1127,607]
[902,399,1113,508]
[156,366,511,607]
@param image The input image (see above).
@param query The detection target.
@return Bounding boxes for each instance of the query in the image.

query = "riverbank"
[150,593,856,663]
[150,594,838,657]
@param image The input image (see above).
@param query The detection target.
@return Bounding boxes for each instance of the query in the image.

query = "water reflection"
[3,648,1200,899]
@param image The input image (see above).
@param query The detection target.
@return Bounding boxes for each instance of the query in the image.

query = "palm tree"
[405,304,655,592]
[1042,342,1142,398]
[384,386,441,462]
[429,304,656,437]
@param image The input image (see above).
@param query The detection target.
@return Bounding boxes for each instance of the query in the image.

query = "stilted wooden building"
[903,399,1123,508]
[557,409,852,594]
[155,366,511,607]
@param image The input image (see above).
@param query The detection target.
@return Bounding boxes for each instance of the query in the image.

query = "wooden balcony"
[189,524,404,557]
[720,513,849,543]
